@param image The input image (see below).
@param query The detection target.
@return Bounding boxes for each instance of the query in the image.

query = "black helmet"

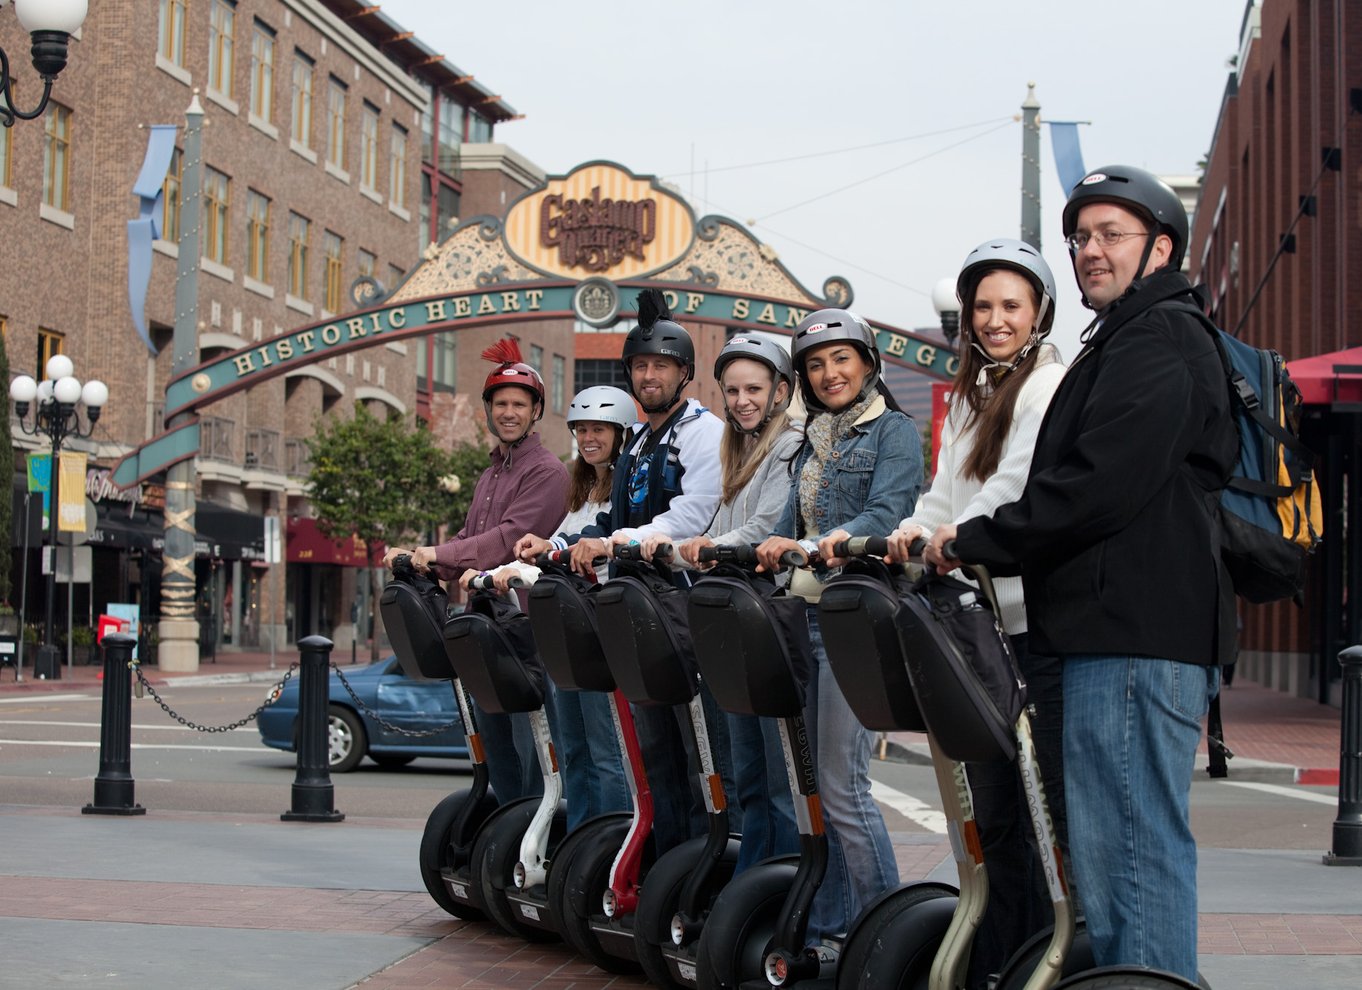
[620,289,695,412]
[713,333,794,434]
[1061,165,1188,268]
[790,308,881,412]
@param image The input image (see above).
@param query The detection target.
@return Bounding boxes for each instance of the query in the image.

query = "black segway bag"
[897,569,1025,764]
[817,560,927,733]
[595,558,699,707]
[378,556,453,681]
[687,567,811,719]
[526,568,618,693]
[442,591,546,715]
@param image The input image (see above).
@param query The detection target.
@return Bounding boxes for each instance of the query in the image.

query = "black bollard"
[282,635,345,822]
[1324,646,1362,865]
[82,633,146,816]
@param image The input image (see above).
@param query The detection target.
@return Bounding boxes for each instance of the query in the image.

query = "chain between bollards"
[1324,645,1362,865]
[82,633,146,816]
[282,635,344,823]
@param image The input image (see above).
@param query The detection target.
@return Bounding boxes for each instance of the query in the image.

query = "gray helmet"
[714,334,794,434]
[1062,165,1188,268]
[621,289,695,412]
[790,308,881,412]
[956,238,1057,337]
[567,385,637,431]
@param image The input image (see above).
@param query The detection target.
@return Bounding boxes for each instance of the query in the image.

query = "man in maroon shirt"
[384,338,568,803]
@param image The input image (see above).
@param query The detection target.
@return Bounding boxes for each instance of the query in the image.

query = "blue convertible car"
[257,656,469,772]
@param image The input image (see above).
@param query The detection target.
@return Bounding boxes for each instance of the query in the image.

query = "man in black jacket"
[930,166,1236,983]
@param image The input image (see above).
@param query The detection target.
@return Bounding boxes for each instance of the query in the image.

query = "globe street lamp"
[931,276,962,350]
[0,0,88,128]
[10,355,107,679]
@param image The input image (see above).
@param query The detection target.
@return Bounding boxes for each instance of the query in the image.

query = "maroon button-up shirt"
[430,433,568,580]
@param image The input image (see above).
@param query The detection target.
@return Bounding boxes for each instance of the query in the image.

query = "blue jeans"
[547,684,629,830]
[476,703,543,806]
[1063,655,1218,983]
[728,711,799,873]
[805,609,899,943]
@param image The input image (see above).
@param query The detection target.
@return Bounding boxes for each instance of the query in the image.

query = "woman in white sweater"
[887,238,1066,990]
[641,334,802,872]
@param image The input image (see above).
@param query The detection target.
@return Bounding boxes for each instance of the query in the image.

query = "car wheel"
[371,754,416,769]
[328,705,367,773]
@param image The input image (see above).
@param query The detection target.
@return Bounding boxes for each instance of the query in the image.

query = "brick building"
[0,0,569,660]
[1188,0,1362,700]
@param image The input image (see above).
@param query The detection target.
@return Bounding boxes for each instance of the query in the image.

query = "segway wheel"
[694,860,798,990]
[635,835,741,990]
[1052,968,1205,989]
[836,882,958,990]
[547,814,641,973]
[471,796,567,942]
[419,788,498,919]
[993,919,1094,990]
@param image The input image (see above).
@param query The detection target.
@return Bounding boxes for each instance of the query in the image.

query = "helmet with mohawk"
[480,336,545,457]
[620,289,695,413]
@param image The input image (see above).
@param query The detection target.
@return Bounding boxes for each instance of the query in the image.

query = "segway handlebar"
[697,544,759,566]
[466,572,525,592]
[830,536,891,558]
[533,549,608,569]
[614,541,673,562]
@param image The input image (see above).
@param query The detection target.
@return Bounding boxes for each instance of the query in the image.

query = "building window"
[388,124,407,208]
[529,344,543,372]
[246,189,270,281]
[288,212,310,299]
[0,106,12,188]
[323,230,343,312]
[552,354,566,414]
[437,97,461,173]
[359,102,379,192]
[291,52,313,149]
[468,112,493,143]
[38,328,64,377]
[325,77,346,170]
[203,167,230,264]
[433,334,456,391]
[161,147,182,242]
[158,0,188,67]
[43,103,72,211]
[574,357,630,392]
[250,21,275,122]
[208,0,236,100]
[357,248,375,279]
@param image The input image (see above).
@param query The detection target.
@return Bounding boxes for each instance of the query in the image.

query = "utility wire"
[662,116,1015,178]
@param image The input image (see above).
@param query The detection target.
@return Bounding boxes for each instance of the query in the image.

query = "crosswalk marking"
[1222,780,1338,806]
[871,779,947,834]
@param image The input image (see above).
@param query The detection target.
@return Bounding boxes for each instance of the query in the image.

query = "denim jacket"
[772,398,924,544]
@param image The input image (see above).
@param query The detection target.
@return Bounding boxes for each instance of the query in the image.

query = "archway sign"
[113,161,958,488]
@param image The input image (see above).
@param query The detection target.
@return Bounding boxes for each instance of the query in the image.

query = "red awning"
[287,517,385,566]
[1286,346,1362,406]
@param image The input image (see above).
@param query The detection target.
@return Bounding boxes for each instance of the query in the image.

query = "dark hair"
[953,271,1045,482]
[566,424,624,513]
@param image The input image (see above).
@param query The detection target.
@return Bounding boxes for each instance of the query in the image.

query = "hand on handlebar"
[755,536,805,573]
[924,524,961,574]
[884,524,927,565]
[678,535,714,569]
[817,529,853,568]
[639,533,675,563]
[570,536,611,577]
[515,534,552,562]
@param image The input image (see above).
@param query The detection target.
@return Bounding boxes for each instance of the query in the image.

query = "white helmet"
[567,385,637,430]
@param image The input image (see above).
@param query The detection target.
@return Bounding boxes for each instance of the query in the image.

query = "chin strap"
[969,331,1041,387]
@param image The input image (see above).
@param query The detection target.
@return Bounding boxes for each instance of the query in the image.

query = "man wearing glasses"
[929,165,1236,983]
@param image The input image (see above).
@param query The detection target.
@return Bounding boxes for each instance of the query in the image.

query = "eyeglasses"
[1065,229,1149,252]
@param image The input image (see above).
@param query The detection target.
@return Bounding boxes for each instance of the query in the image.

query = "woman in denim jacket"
[757,309,924,968]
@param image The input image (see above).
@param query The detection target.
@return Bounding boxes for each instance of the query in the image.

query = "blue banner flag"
[127,124,180,355]
[1047,121,1087,196]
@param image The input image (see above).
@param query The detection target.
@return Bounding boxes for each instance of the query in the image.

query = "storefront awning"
[1286,346,1362,407]
[287,517,384,566]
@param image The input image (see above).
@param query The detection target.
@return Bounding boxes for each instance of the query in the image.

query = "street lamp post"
[9,355,107,680]
[0,0,88,128]
[931,277,962,351]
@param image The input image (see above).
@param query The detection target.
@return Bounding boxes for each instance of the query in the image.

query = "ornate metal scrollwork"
[478,220,503,242]
[696,217,723,242]
[349,275,388,307]
[686,265,719,287]
[822,276,854,308]
[476,265,509,287]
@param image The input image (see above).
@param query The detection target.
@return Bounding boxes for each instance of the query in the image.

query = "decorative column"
[1020,82,1042,251]
[158,95,204,672]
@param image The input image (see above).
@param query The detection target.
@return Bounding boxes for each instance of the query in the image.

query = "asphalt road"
[0,681,1341,853]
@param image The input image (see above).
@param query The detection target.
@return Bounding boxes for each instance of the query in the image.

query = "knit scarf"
[798,393,878,537]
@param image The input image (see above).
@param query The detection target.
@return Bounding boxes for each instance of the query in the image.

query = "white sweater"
[900,345,1066,634]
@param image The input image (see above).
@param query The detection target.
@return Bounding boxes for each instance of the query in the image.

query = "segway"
[687,544,833,990]
[526,549,654,975]
[820,537,1205,990]
[378,555,497,921]
[600,543,742,990]
[440,573,567,943]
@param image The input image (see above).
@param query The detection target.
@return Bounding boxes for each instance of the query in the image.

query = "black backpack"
[378,556,454,681]
[442,591,546,715]
[594,556,699,707]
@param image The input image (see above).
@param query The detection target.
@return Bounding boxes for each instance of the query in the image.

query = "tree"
[305,403,456,662]
[442,440,494,534]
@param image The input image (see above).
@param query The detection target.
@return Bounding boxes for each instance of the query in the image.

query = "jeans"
[805,608,899,943]
[634,684,735,858]
[547,684,629,831]
[728,711,799,873]
[476,702,543,806]
[965,637,1068,990]
[1063,654,1218,983]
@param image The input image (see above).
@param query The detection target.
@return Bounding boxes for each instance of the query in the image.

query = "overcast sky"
[378,0,1248,362]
